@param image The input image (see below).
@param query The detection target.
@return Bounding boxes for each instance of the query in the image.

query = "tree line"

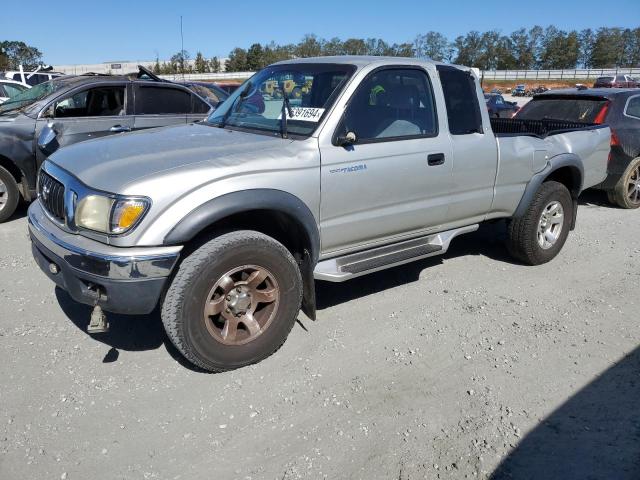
[151,50,223,74]
[222,26,640,72]
[3,25,638,74]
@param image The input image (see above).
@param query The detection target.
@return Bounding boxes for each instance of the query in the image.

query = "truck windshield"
[516,97,608,123]
[207,63,356,137]
[0,81,64,115]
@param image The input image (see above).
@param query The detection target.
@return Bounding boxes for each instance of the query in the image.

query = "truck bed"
[490,117,604,138]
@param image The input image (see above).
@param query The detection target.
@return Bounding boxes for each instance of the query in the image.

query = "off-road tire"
[506,181,573,265]
[609,157,640,209]
[162,230,303,372]
[0,165,20,223]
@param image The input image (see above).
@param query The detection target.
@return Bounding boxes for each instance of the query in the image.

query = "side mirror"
[38,123,60,156]
[336,131,357,146]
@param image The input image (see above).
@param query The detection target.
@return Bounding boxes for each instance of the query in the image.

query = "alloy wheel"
[203,265,280,346]
[537,201,564,250]
[626,165,640,206]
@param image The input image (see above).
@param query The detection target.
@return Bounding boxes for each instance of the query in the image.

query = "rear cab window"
[517,96,609,123]
[437,65,483,135]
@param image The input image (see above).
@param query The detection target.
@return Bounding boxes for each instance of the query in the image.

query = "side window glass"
[55,86,125,118]
[437,65,483,135]
[341,68,437,142]
[626,97,640,119]
[495,96,504,105]
[192,95,212,114]
[26,75,43,86]
[135,86,191,114]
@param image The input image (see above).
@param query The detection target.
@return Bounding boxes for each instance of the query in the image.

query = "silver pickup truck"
[28,57,610,372]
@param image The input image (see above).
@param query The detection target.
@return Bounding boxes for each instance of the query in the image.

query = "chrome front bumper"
[28,201,182,314]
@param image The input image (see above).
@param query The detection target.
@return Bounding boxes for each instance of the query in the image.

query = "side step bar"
[314,225,479,282]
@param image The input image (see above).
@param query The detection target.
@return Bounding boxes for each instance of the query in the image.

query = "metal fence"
[158,71,254,82]
[481,68,640,81]
[161,68,640,83]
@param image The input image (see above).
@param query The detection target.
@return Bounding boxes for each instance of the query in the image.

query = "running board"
[314,225,479,282]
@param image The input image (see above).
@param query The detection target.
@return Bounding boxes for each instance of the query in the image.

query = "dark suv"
[516,88,640,208]
[593,75,640,88]
[0,68,214,222]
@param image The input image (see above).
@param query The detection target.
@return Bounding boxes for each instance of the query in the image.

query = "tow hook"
[86,285,109,334]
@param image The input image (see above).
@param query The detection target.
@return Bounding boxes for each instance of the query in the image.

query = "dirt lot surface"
[1,192,638,480]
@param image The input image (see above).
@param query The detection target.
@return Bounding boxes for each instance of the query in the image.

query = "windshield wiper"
[218,81,252,129]
[279,87,294,139]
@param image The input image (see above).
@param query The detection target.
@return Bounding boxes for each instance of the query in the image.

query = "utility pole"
[180,15,185,81]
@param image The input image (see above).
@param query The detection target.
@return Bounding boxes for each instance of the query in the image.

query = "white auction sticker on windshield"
[278,107,325,122]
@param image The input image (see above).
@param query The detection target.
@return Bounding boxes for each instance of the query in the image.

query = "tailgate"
[546,126,611,189]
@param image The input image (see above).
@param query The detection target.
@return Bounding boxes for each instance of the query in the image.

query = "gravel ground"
[1,192,638,480]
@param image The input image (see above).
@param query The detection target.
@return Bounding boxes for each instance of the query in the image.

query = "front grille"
[38,170,66,222]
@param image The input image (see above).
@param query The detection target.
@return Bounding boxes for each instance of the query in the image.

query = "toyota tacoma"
[28,57,610,372]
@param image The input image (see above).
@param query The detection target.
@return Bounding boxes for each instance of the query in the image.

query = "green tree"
[0,40,43,69]
[194,51,208,73]
[170,49,190,73]
[539,27,579,69]
[225,48,248,71]
[454,31,483,67]
[342,38,368,55]
[322,37,343,56]
[296,34,322,57]
[210,56,221,73]
[246,43,265,70]
[0,48,9,70]
[578,29,595,68]
[622,28,640,67]
[510,27,540,69]
[153,56,161,74]
[414,32,450,61]
[590,27,626,67]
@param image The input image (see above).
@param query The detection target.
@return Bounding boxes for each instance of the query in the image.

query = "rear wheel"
[610,157,640,209]
[162,230,303,372]
[507,181,573,265]
[0,166,20,223]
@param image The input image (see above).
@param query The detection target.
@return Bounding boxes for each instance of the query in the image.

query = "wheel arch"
[513,154,584,229]
[163,189,320,320]
[0,154,28,198]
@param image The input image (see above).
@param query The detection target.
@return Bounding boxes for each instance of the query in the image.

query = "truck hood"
[48,123,294,193]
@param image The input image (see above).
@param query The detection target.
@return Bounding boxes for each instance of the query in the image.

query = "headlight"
[75,195,149,234]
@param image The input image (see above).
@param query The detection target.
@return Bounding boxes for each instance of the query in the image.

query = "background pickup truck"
[28,56,610,372]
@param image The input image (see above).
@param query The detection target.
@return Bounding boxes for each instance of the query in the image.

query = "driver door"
[319,67,454,254]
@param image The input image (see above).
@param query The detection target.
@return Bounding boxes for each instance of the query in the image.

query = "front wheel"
[0,165,20,223]
[507,181,573,265]
[162,231,303,372]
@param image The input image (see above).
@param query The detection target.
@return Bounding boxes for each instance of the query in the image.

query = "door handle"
[110,125,131,133]
[428,153,445,166]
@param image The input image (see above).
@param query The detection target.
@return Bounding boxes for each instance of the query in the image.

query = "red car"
[593,75,640,88]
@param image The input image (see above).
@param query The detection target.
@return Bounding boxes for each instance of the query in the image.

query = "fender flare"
[163,188,320,262]
[513,153,584,221]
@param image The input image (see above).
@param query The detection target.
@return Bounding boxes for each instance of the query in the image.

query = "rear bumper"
[28,201,182,315]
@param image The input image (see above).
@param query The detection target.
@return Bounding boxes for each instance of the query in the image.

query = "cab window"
[437,65,483,135]
[340,68,437,142]
[54,86,126,117]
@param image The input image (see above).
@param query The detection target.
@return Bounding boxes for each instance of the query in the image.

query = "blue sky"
[2,0,639,65]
